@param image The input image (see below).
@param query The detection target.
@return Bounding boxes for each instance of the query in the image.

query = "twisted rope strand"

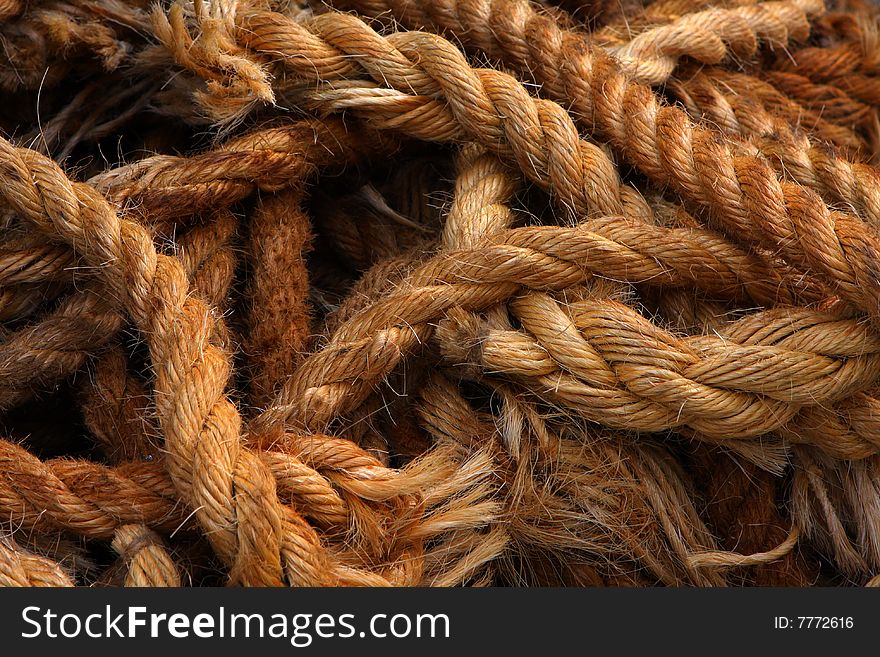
[236,11,827,300]
[606,0,822,85]
[110,524,182,587]
[92,118,398,220]
[439,292,880,456]
[0,286,122,410]
[0,137,343,586]
[665,68,880,234]
[314,0,880,323]
[0,435,437,542]
[259,215,817,431]
[0,536,74,587]
[83,209,238,464]
[669,67,869,155]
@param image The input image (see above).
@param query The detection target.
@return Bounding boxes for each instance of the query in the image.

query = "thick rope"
[312,1,880,324]
[440,293,880,457]
[0,536,74,587]
[0,136,352,586]
[606,0,822,85]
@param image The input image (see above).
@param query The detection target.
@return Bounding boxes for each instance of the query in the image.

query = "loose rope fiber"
[2,0,880,587]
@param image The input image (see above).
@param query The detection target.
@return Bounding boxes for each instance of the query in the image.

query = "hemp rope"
[256,217,810,433]
[435,148,788,479]
[761,70,877,127]
[313,0,880,323]
[108,525,181,588]
[82,209,239,464]
[245,189,313,408]
[0,430,500,579]
[415,139,797,585]
[5,0,880,587]
[666,68,880,232]
[592,0,762,43]
[0,119,390,414]
[0,118,392,293]
[0,536,74,587]
[604,0,822,85]
[440,294,880,452]
[0,136,380,586]
[669,67,870,156]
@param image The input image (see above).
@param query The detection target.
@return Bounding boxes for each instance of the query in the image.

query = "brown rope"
[670,67,869,156]
[258,202,851,434]
[4,0,880,588]
[109,524,182,587]
[0,119,390,413]
[245,189,313,408]
[440,293,880,457]
[314,0,880,324]
[0,136,352,586]
[82,209,239,463]
[604,0,821,86]
[0,536,74,587]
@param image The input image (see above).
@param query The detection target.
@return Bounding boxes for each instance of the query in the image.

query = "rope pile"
[2,0,880,587]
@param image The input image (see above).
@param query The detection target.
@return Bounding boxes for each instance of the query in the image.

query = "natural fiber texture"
[441,296,880,455]
[669,66,870,156]
[108,525,182,587]
[246,189,314,407]
[3,0,880,587]
[315,0,880,323]
[666,67,880,227]
[604,0,822,85]
[0,537,74,587]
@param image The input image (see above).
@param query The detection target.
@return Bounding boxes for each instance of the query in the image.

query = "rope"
[4,0,880,587]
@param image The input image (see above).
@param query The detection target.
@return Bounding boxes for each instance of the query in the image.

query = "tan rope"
[440,292,880,456]
[4,0,880,588]
[606,0,822,85]
[0,536,74,587]
[314,0,880,324]
[0,136,347,586]
[110,525,182,587]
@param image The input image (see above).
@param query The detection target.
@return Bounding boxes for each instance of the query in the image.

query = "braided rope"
[259,215,818,431]
[0,119,388,412]
[0,434,450,542]
[83,210,238,463]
